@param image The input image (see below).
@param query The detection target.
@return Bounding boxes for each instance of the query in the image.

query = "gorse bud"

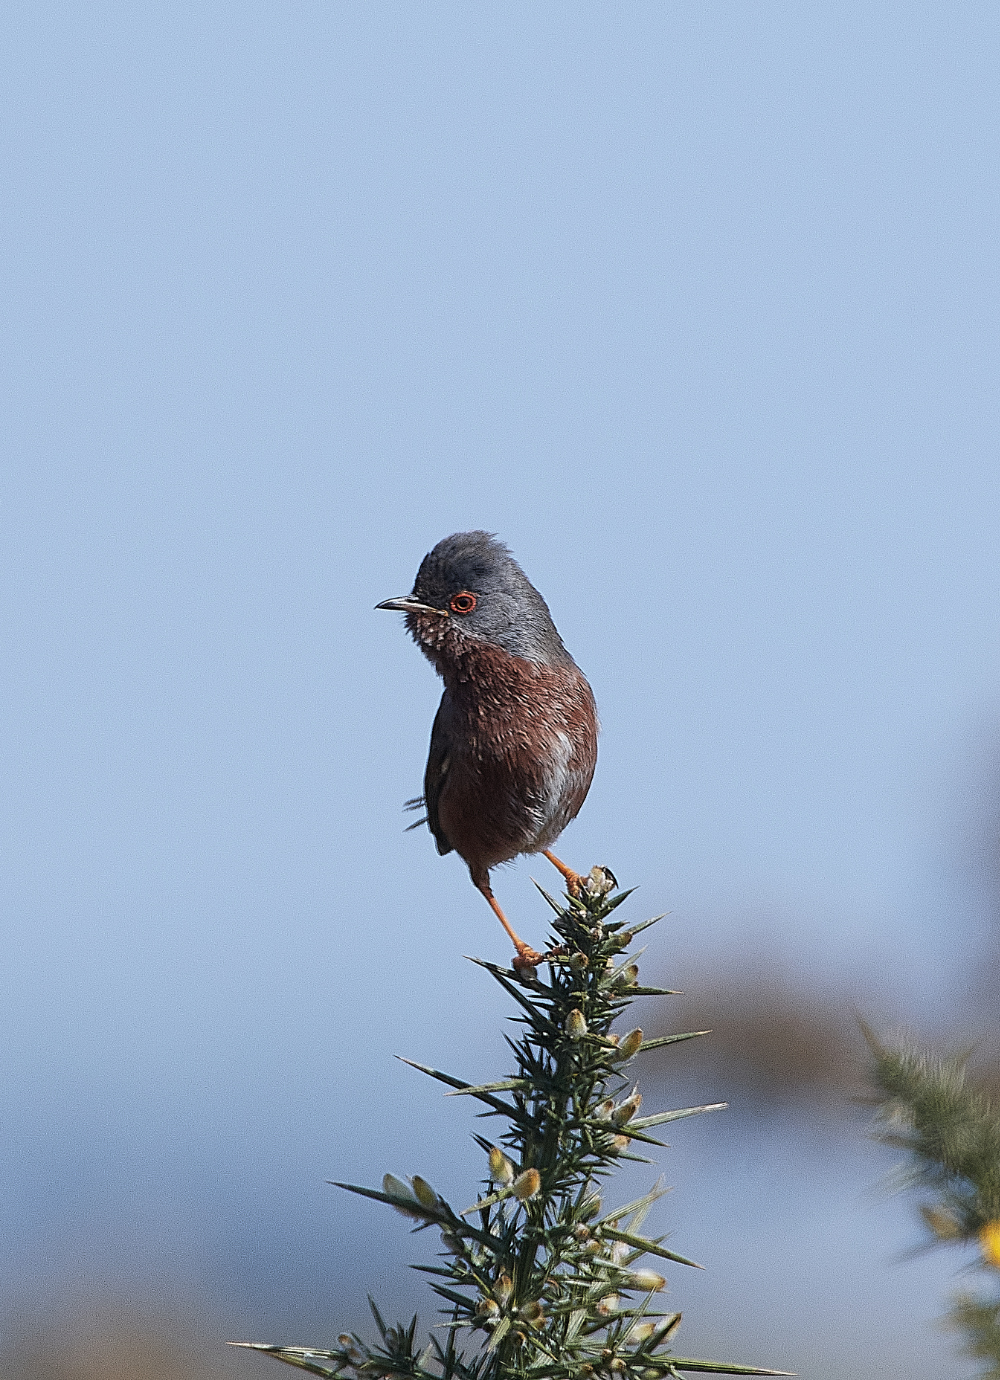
[383,1173,423,1217]
[584,865,616,897]
[519,1301,545,1327]
[513,1168,541,1200]
[338,1336,364,1365]
[615,1028,644,1061]
[660,1314,682,1339]
[488,1146,515,1185]
[495,1273,514,1305]
[595,1098,615,1120]
[612,1089,642,1125]
[616,963,639,987]
[569,951,589,972]
[596,1294,619,1316]
[566,1008,588,1040]
[921,1203,962,1241]
[628,1322,656,1343]
[475,1298,500,1324]
[410,1175,438,1209]
[630,1269,667,1292]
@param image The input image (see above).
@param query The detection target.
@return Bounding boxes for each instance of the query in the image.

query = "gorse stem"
[233,868,786,1380]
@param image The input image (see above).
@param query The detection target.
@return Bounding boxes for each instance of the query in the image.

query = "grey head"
[377,530,573,666]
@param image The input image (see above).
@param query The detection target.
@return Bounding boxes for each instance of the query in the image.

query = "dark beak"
[375,595,448,615]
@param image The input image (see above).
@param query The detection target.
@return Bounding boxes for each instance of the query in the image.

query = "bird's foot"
[541,849,585,897]
[563,871,584,898]
[512,945,544,980]
[512,943,572,982]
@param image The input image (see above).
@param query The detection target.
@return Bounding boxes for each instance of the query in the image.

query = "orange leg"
[541,849,584,897]
[474,877,543,971]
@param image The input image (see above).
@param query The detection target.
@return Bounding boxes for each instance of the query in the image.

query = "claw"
[512,948,541,981]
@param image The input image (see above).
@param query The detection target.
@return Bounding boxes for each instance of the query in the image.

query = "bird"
[376,530,599,971]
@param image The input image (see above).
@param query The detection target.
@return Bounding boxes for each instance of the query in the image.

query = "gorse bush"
[235,869,784,1380]
[868,1028,1000,1379]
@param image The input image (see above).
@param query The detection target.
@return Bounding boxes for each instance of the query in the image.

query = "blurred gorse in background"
[868,1029,1000,1379]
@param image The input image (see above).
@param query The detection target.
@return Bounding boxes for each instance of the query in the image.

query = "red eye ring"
[450,591,477,614]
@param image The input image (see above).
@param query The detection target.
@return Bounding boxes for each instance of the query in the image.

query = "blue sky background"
[2,4,1000,1375]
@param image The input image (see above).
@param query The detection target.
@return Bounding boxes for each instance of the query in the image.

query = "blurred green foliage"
[868,1029,1000,1378]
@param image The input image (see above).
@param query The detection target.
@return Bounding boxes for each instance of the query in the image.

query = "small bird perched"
[377,531,598,970]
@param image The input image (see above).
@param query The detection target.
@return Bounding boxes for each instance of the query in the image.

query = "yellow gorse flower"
[979,1220,1000,1267]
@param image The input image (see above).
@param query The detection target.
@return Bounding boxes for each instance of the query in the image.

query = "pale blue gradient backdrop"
[2,4,999,1375]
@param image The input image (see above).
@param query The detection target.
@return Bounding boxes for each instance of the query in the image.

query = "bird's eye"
[450,591,477,614]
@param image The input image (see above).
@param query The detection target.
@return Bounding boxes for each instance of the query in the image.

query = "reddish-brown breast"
[429,632,598,880]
